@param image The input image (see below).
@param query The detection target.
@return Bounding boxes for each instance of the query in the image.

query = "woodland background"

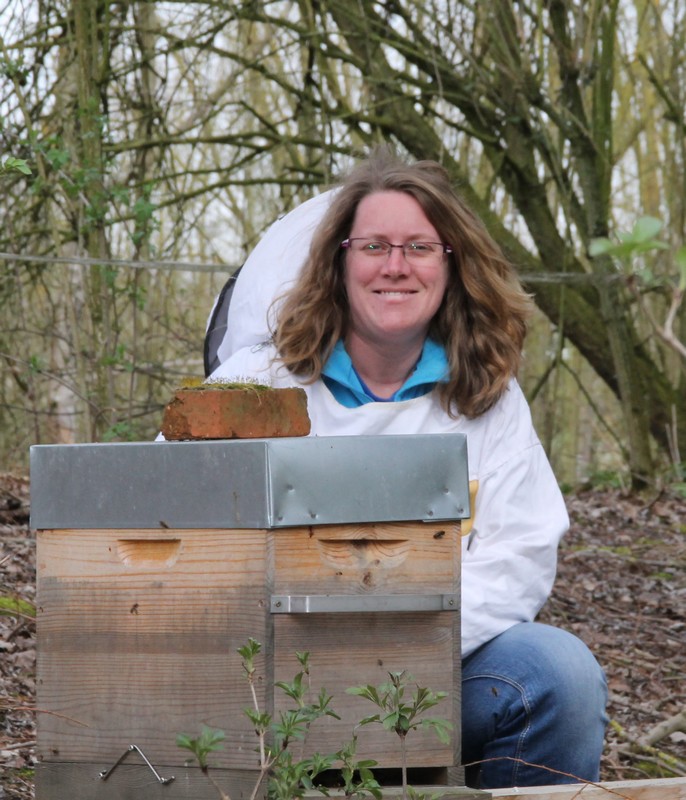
[1,2,686,798]
[0,0,684,491]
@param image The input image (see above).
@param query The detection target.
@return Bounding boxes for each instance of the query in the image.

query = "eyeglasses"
[341,238,453,263]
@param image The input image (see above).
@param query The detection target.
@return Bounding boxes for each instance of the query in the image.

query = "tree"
[1,0,684,487]
[0,0,312,454]
[221,0,685,487]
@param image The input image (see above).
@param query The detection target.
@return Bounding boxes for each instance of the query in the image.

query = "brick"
[160,386,311,439]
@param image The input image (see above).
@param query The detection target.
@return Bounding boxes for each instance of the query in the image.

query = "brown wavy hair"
[274,149,531,418]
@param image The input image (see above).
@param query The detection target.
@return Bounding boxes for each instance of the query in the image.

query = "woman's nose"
[382,246,411,276]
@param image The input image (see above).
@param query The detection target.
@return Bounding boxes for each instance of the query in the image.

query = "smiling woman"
[340,191,450,398]
[207,148,608,790]
[268,149,530,419]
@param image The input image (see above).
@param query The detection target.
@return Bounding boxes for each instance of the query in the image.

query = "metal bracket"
[99,744,175,785]
[271,593,459,614]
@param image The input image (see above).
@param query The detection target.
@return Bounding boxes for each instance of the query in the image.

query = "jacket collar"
[321,338,449,408]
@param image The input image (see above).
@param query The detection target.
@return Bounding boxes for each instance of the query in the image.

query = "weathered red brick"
[161,387,311,440]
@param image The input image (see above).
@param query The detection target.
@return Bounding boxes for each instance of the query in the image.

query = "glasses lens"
[348,239,445,261]
[354,240,390,256]
[404,242,441,258]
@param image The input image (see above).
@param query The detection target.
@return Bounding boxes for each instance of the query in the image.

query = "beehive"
[31,435,472,799]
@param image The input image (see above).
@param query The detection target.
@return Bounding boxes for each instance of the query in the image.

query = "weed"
[178,642,452,800]
[348,670,452,800]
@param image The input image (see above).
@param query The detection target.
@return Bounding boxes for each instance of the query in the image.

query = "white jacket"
[210,190,337,364]
[210,344,569,657]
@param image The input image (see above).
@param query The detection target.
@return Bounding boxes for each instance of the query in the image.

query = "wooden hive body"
[31,437,471,799]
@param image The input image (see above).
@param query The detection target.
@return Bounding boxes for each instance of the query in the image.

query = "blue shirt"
[321,339,449,408]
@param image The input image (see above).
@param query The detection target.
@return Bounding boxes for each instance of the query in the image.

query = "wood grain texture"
[272,522,461,768]
[272,522,460,595]
[35,762,261,800]
[273,611,459,766]
[37,521,462,784]
[37,528,270,767]
[307,780,686,800]
[489,777,686,800]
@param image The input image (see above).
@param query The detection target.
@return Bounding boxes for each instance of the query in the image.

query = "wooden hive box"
[30,436,471,799]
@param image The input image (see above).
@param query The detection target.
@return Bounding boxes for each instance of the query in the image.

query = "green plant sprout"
[177,725,229,800]
[180,639,368,800]
[590,216,686,364]
[243,641,341,800]
[347,671,452,800]
[178,644,451,800]
[337,735,382,800]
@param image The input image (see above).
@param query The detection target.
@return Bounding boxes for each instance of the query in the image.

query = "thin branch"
[640,710,686,748]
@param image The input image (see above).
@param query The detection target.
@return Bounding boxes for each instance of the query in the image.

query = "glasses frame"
[340,238,453,259]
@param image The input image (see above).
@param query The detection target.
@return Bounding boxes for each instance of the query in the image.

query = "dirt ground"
[1,472,684,799]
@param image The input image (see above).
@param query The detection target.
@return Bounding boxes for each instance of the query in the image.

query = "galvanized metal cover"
[30,434,469,530]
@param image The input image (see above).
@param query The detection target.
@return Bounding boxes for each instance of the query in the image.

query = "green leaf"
[588,237,613,256]
[637,268,656,285]
[175,733,193,749]
[397,713,411,732]
[295,651,310,669]
[314,687,339,715]
[274,709,309,742]
[244,708,271,730]
[1,156,32,175]
[420,717,453,744]
[381,711,399,730]
[132,195,156,223]
[631,240,669,254]
[631,216,663,243]
[275,671,305,702]
[237,637,261,659]
[12,158,31,174]
[346,685,381,705]
[197,725,225,750]
[175,725,225,769]
[45,148,70,170]
[238,637,261,675]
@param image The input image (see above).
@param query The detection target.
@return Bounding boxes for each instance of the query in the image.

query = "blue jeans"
[461,622,608,789]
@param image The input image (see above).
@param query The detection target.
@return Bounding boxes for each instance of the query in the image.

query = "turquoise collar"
[321,339,449,408]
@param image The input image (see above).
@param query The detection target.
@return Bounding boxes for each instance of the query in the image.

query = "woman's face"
[344,191,449,350]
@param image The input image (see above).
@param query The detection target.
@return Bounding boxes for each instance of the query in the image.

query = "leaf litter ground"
[1,474,684,799]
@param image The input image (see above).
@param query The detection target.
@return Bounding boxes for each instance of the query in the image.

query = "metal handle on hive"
[99,743,175,784]
[270,593,458,614]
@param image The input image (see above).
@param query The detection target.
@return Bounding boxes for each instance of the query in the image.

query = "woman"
[209,150,608,789]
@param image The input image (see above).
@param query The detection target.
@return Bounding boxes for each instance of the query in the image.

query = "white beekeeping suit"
[204,190,337,375]
[204,186,568,658]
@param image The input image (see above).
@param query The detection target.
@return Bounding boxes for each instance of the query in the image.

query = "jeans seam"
[463,673,532,785]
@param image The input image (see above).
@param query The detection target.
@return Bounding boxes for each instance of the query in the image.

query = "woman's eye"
[408,242,431,253]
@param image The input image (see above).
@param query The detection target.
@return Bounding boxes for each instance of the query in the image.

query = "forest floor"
[1,471,685,799]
